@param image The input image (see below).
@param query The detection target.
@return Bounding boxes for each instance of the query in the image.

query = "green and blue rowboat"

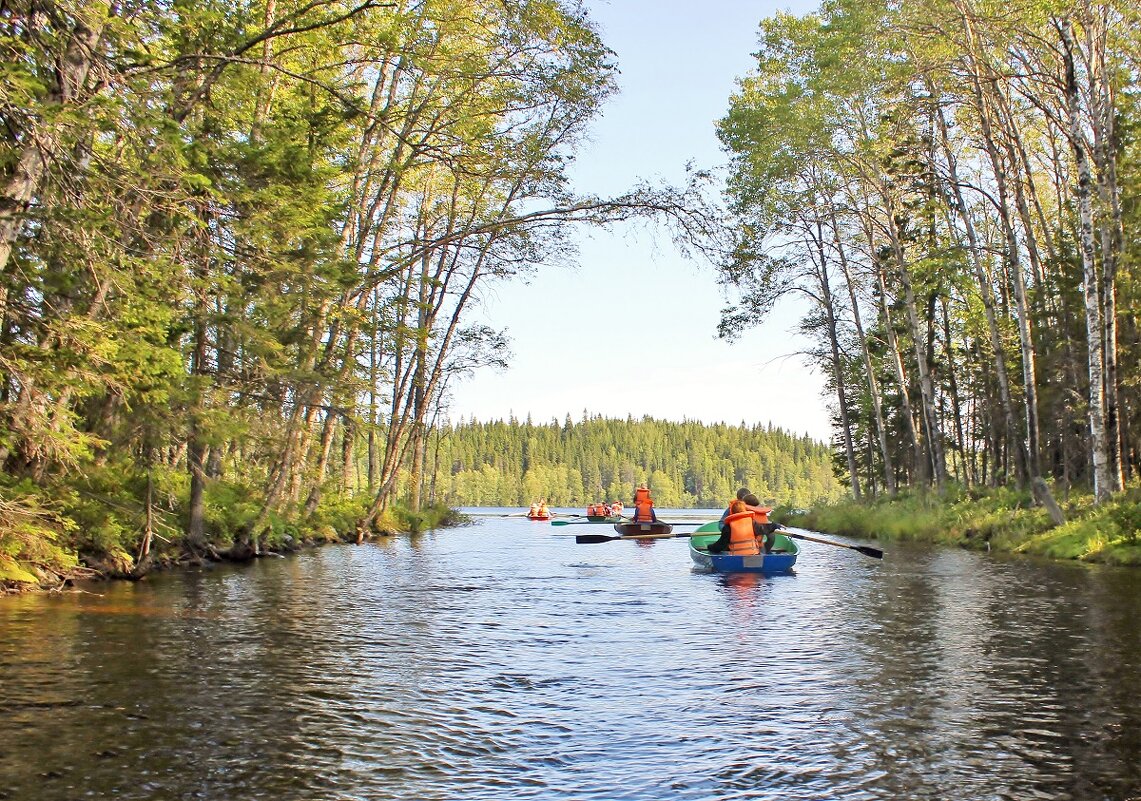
[688,521,799,574]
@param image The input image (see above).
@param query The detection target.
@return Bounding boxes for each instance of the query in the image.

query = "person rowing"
[630,486,657,523]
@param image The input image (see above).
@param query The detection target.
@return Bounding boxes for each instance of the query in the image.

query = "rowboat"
[688,521,799,574]
[612,520,674,538]
[527,513,551,521]
[586,514,625,523]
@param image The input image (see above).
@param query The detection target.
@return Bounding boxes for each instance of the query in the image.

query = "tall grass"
[779,485,1141,566]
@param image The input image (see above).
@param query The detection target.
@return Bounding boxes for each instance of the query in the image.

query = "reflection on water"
[2,512,1141,801]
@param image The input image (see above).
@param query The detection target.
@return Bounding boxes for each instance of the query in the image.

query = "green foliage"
[798,485,1141,566]
[0,479,79,587]
[429,414,845,508]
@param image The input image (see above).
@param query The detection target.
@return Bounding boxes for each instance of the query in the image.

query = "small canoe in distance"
[586,515,625,523]
[527,513,551,521]
[612,520,674,538]
[688,521,798,574]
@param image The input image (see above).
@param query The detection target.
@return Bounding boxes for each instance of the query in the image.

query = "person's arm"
[708,520,730,552]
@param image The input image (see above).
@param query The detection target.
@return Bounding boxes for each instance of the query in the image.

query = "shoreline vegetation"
[4,4,1141,588]
[1,414,841,594]
[0,493,471,595]
[780,486,1141,568]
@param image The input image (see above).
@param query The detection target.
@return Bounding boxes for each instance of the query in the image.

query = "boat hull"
[612,521,674,538]
[586,515,624,523]
[688,522,798,573]
[527,514,551,521]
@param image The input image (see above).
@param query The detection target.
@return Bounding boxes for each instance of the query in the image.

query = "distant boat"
[612,520,673,538]
[687,521,798,574]
[585,503,623,522]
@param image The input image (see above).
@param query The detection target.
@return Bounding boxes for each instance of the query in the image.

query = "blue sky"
[447,0,831,441]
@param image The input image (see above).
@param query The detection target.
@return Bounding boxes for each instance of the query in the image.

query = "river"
[2,509,1140,801]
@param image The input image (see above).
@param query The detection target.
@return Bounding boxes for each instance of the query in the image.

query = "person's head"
[736,487,751,501]
[743,493,760,507]
[729,499,747,514]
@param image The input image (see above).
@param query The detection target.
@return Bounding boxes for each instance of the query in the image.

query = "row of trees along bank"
[421,414,845,509]
[716,0,1140,519]
[0,1,716,586]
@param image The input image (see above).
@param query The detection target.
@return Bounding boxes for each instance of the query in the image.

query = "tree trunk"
[934,104,1029,486]
[0,3,112,286]
[832,207,894,495]
[887,212,946,489]
[1059,16,1112,502]
[812,220,861,500]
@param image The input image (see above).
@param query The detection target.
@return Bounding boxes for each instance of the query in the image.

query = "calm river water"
[2,509,1140,801]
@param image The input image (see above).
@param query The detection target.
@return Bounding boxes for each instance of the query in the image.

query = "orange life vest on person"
[632,488,655,522]
[725,510,760,555]
[747,504,773,524]
[633,500,655,522]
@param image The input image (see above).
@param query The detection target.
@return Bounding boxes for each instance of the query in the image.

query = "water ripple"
[2,518,1141,800]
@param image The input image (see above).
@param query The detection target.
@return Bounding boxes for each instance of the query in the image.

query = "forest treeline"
[715,0,1140,518]
[423,414,844,508]
[0,0,719,586]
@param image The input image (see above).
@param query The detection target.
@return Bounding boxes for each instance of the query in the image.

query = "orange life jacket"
[746,504,773,524]
[725,510,760,556]
[634,487,651,504]
[633,498,655,522]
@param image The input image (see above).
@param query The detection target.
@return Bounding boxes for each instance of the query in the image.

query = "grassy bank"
[1,468,470,593]
[777,485,1141,567]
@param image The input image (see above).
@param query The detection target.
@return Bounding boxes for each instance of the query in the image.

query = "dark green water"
[2,510,1140,800]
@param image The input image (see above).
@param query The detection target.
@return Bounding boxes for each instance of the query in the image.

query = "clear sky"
[446,0,832,441]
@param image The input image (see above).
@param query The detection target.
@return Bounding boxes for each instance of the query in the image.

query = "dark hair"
[743,493,761,506]
[736,487,751,500]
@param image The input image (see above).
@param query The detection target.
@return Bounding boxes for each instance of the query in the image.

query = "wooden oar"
[778,528,883,559]
[550,518,631,526]
[573,524,703,544]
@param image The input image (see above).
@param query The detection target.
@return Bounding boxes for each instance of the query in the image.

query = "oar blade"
[781,529,885,560]
[574,534,619,544]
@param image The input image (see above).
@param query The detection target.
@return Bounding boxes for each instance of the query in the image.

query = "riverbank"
[0,495,470,595]
[779,485,1141,567]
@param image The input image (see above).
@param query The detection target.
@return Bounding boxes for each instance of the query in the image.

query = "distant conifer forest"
[422,414,845,508]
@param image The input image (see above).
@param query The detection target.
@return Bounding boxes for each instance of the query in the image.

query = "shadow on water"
[2,513,1141,800]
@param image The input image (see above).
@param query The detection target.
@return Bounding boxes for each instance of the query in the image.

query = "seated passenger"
[708,497,763,554]
[631,486,658,523]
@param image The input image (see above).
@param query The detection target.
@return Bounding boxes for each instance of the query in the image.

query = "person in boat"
[529,502,539,517]
[610,501,624,518]
[537,500,550,518]
[707,498,755,554]
[708,490,773,553]
[748,498,779,552]
[630,486,658,523]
